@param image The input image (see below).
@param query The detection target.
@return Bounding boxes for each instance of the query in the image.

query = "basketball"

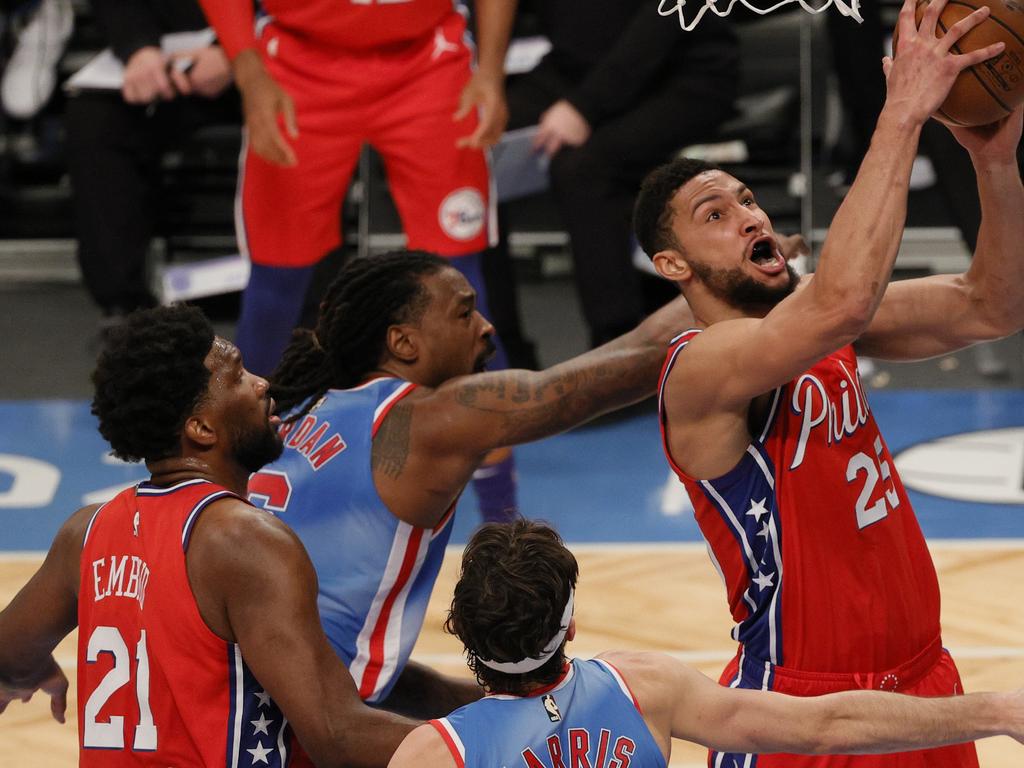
[892,0,1024,126]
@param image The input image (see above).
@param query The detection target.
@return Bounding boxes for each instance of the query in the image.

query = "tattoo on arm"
[453,356,652,445]
[372,401,413,479]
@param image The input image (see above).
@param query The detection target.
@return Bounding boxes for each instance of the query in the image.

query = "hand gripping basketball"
[893,0,1024,126]
[886,0,1006,124]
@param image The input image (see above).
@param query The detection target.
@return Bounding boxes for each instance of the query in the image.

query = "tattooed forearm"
[372,401,413,479]
[452,347,661,445]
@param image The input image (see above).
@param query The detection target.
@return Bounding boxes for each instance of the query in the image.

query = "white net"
[658,0,863,31]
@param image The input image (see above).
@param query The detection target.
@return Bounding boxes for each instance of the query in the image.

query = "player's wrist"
[232,48,268,91]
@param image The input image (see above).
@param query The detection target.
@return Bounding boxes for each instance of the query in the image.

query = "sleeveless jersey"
[432,659,666,768]
[658,331,941,674]
[248,377,456,703]
[77,479,309,767]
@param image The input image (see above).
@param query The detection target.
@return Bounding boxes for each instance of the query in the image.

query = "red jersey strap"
[657,329,701,481]
[430,719,467,768]
[372,381,419,437]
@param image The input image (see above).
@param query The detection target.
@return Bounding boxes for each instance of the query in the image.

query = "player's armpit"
[415,294,695,457]
[187,501,416,768]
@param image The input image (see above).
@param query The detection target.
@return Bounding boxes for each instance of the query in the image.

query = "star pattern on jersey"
[756,521,772,539]
[254,689,271,709]
[753,570,775,591]
[251,713,273,736]
[247,740,272,765]
[746,497,769,522]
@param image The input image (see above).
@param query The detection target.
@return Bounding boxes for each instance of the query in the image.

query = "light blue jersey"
[248,378,455,702]
[433,659,666,768]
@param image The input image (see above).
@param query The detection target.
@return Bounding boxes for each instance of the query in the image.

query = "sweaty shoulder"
[53,503,103,596]
[595,650,678,758]
[184,496,316,642]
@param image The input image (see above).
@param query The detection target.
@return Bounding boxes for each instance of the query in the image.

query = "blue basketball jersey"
[248,378,455,703]
[433,659,666,768]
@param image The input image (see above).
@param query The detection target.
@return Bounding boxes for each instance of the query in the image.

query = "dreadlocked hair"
[91,304,215,463]
[445,520,579,696]
[270,250,447,420]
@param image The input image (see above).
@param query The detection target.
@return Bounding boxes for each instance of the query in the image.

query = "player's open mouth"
[749,239,785,275]
[268,398,281,426]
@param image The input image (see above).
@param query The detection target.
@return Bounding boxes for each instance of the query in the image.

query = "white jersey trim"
[349,521,431,701]
[81,501,110,547]
[593,658,640,711]
[229,644,244,768]
[373,381,416,426]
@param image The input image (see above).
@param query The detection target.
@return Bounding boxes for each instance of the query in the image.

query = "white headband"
[477,588,575,674]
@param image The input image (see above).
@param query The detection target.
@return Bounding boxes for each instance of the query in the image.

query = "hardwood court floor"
[2,543,1023,766]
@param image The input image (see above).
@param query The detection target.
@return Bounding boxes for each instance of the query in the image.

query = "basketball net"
[658,0,863,31]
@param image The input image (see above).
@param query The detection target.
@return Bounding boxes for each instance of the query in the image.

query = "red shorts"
[709,636,979,768]
[238,11,494,267]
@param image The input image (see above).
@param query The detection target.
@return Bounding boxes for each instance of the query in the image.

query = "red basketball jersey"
[77,479,311,767]
[658,331,941,673]
[206,0,458,60]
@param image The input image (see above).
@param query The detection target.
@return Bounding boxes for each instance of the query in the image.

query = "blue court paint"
[1,391,1023,551]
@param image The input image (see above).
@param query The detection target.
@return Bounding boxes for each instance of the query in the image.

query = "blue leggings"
[234,263,314,377]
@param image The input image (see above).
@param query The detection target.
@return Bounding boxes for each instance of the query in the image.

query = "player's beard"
[232,419,284,474]
[688,258,800,311]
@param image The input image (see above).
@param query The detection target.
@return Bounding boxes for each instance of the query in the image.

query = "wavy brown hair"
[446,520,578,695]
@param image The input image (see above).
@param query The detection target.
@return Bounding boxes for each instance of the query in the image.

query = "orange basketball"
[892,0,1024,126]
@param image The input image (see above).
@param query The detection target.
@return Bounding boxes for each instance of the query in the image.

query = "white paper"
[65,28,217,91]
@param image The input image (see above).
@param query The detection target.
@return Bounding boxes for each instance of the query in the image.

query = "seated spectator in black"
[65,0,239,324]
[485,0,739,351]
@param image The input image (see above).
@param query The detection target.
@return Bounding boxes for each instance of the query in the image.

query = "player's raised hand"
[0,655,68,724]
[455,70,508,149]
[233,49,298,167]
[885,0,1005,125]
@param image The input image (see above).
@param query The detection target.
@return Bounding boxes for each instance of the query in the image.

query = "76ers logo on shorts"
[439,187,485,241]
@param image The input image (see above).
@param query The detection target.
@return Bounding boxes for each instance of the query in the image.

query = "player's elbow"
[808,282,876,343]
[820,295,874,347]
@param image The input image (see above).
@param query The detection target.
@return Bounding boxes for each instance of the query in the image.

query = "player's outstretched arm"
[613,650,1024,756]
[0,505,92,724]
[857,106,1024,361]
[189,500,417,768]
[412,293,693,457]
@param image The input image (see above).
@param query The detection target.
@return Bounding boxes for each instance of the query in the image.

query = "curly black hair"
[633,157,719,259]
[91,304,215,463]
[270,250,447,420]
[445,520,579,696]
